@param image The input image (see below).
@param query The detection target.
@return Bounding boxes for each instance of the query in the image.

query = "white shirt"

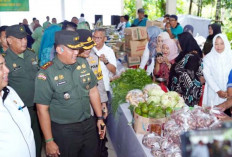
[79,17,85,23]
[117,22,126,35]
[139,43,155,76]
[92,45,117,91]
[29,22,35,33]
[0,86,36,157]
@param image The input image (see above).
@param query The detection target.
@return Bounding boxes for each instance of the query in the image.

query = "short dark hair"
[164,14,170,18]
[144,14,148,18]
[170,14,178,21]
[33,17,36,21]
[62,21,77,31]
[124,15,129,21]
[81,13,84,17]
[0,26,8,35]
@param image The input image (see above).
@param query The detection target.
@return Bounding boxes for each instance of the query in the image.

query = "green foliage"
[124,0,136,23]
[111,69,153,114]
[143,0,166,20]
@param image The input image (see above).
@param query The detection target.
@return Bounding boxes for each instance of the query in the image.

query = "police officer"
[4,24,42,157]
[34,30,106,157]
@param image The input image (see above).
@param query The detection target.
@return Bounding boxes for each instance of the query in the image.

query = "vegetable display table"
[107,103,152,157]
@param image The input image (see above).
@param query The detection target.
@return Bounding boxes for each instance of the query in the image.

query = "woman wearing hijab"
[183,25,194,35]
[139,26,162,76]
[32,22,43,58]
[203,34,232,108]
[154,39,178,84]
[168,32,204,107]
[202,23,221,56]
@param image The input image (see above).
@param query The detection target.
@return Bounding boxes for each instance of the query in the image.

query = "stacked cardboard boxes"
[146,20,164,29]
[124,27,148,68]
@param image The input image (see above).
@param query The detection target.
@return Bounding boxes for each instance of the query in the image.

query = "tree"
[189,0,193,14]
[215,0,221,21]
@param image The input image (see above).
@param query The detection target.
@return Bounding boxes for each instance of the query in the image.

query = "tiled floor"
[41,132,117,157]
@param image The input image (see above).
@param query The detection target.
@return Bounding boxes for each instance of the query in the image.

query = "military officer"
[4,24,42,157]
[34,30,106,157]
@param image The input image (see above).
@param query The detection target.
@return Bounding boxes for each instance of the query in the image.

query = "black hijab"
[175,32,202,63]
[207,23,221,40]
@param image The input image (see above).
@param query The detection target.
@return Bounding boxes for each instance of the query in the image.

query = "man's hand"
[216,102,228,112]
[46,141,60,157]
[97,120,106,139]
[217,90,227,98]
[99,54,108,64]
[217,114,232,121]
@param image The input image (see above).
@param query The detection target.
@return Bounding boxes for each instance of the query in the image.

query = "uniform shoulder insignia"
[41,61,53,70]
[1,53,6,57]
[27,48,35,53]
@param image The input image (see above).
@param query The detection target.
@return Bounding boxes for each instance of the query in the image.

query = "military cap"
[76,29,96,50]
[55,30,82,50]
[6,24,27,38]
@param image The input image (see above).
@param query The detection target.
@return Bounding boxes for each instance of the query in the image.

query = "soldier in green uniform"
[34,30,106,157]
[4,24,42,157]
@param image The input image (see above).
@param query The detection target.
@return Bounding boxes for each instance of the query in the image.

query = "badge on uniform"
[64,92,70,100]
[81,70,86,74]
[54,76,59,81]
[83,78,86,83]
[59,75,64,80]
[31,58,38,65]
[82,64,86,68]
[38,73,47,80]
[76,65,81,70]
[86,85,90,90]
[13,63,17,68]
[87,77,91,81]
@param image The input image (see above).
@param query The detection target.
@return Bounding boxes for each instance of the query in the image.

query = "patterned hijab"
[147,26,162,65]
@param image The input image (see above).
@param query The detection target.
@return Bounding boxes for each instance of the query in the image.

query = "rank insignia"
[87,77,91,81]
[54,76,58,81]
[59,75,64,80]
[64,93,70,100]
[13,63,17,68]
[76,65,81,70]
[82,64,86,68]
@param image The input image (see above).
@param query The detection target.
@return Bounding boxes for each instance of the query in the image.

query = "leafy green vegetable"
[111,69,152,114]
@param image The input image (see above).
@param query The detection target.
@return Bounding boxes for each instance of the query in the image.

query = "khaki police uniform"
[5,24,42,157]
[34,56,99,156]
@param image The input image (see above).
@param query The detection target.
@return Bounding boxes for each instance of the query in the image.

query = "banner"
[0,0,29,11]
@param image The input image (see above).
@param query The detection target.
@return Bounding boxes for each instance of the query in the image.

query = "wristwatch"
[104,61,109,65]
[97,116,104,120]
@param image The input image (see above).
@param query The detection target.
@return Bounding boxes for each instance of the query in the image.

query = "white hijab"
[203,34,232,106]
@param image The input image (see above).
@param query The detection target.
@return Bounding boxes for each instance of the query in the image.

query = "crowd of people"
[0,8,232,157]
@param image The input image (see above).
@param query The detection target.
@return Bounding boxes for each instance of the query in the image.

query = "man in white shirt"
[92,28,117,104]
[0,54,36,157]
[116,16,126,36]
[29,17,37,32]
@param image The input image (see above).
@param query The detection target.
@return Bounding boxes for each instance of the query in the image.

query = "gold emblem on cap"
[54,76,58,81]
[86,85,89,90]
[76,66,81,70]
[82,64,86,68]
[87,37,92,42]
[59,75,64,80]
[13,63,17,68]
[64,93,70,100]
[74,36,79,41]
[19,27,24,32]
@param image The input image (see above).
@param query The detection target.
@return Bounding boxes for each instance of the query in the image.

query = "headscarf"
[207,23,221,40]
[39,25,61,66]
[158,32,170,41]
[211,33,232,55]
[147,26,162,65]
[162,39,178,61]
[175,32,202,63]
[183,25,194,35]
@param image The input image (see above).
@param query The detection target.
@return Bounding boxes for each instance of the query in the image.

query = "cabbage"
[167,91,180,101]
[175,97,186,108]
[161,93,178,108]
[148,89,165,97]
[147,96,161,105]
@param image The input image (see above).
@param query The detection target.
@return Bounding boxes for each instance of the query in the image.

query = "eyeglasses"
[93,36,104,40]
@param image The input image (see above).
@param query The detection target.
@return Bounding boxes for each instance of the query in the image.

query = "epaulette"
[27,48,35,53]
[1,53,6,57]
[41,61,53,70]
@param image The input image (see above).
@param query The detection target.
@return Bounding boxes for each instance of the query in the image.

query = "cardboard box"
[133,112,167,134]
[127,39,147,57]
[146,20,164,29]
[127,56,140,67]
[124,27,147,41]
[115,41,125,51]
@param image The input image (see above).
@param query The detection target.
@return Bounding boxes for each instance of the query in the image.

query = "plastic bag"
[126,89,145,106]
[142,132,161,149]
